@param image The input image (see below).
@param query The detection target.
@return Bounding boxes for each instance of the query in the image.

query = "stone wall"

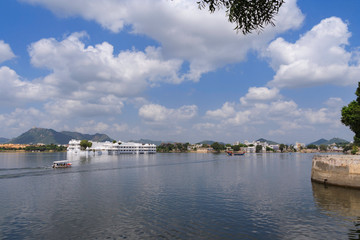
[311,155,360,188]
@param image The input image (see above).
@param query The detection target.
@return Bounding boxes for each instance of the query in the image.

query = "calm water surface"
[1,152,360,239]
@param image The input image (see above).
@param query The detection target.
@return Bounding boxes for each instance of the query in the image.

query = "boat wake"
[0,158,227,179]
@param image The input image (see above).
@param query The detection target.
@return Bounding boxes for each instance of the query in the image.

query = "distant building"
[244,140,271,153]
[269,145,279,151]
[67,139,156,155]
[294,142,305,151]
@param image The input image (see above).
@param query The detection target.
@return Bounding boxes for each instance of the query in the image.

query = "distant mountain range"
[256,138,278,145]
[0,129,351,146]
[196,140,226,146]
[256,137,349,146]
[129,139,163,146]
[0,137,9,144]
[308,138,349,146]
[131,139,227,146]
[7,128,114,145]
[131,139,224,146]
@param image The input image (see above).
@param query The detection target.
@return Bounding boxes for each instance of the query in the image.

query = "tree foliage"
[211,142,225,152]
[341,82,360,145]
[342,144,353,153]
[319,144,328,152]
[197,0,284,34]
[232,144,241,151]
[80,140,92,150]
[256,145,262,153]
[25,144,67,152]
[352,145,359,155]
[0,144,67,152]
[279,143,285,152]
[266,146,274,152]
[157,143,189,153]
[306,144,318,150]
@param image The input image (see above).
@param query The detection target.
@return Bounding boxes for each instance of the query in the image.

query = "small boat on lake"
[226,151,245,156]
[234,152,245,156]
[52,160,72,168]
[226,151,233,156]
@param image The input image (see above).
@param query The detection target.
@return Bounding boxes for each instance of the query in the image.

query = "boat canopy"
[53,160,70,164]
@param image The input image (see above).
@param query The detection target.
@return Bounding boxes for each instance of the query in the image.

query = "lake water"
[1,152,360,239]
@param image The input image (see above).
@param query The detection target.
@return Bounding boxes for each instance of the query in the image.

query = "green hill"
[309,138,328,146]
[61,131,113,142]
[9,128,114,145]
[308,138,349,146]
[9,128,70,144]
[327,138,349,145]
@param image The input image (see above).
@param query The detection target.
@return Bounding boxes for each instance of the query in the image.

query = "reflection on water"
[348,218,360,240]
[312,182,360,239]
[312,182,360,218]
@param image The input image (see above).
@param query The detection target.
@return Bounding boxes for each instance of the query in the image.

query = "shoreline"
[0,150,67,153]
[0,150,344,154]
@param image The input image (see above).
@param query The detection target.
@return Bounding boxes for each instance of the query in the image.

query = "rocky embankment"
[311,155,360,188]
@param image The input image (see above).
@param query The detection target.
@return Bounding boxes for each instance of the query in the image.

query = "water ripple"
[0,153,358,239]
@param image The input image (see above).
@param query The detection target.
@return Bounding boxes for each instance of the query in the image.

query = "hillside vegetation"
[8,128,113,145]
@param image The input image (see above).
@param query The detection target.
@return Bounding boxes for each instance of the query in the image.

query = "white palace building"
[67,139,157,155]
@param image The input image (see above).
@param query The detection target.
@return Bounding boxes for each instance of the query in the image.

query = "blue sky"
[0,0,359,144]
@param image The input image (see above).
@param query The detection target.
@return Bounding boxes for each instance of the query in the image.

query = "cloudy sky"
[0,0,359,144]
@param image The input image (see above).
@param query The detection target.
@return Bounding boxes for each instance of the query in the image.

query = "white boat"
[52,160,72,168]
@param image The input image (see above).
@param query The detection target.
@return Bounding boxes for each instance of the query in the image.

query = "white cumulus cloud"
[0,108,47,137]
[0,40,15,63]
[29,32,183,98]
[21,0,129,33]
[139,104,197,124]
[0,66,55,103]
[21,0,304,82]
[44,97,124,119]
[206,102,236,119]
[240,87,280,105]
[74,121,110,134]
[203,85,345,141]
[266,17,360,88]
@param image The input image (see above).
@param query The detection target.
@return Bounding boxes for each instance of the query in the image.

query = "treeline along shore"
[0,144,67,152]
[0,141,351,154]
[156,142,350,153]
